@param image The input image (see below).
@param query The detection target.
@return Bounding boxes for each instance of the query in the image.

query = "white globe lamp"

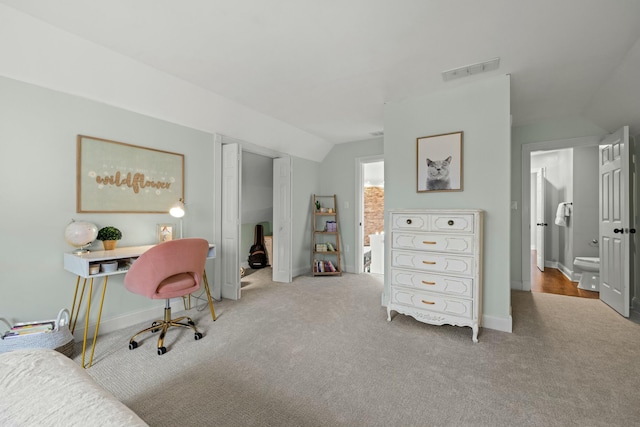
[64,219,98,254]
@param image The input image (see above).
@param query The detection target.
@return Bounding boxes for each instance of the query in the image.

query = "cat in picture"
[426,156,452,190]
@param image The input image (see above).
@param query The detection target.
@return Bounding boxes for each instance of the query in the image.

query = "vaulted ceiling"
[3,0,640,151]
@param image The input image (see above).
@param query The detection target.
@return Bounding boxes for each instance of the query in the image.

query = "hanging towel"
[554,202,571,226]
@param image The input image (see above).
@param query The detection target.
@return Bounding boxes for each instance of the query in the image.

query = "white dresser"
[386,209,483,342]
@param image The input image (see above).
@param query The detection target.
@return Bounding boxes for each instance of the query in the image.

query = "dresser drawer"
[430,214,475,233]
[390,213,430,231]
[391,232,474,255]
[390,287,473,320]
[391,250,474,276]
[390,268,473,298]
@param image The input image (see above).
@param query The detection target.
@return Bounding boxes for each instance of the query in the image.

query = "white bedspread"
[0,348,148,427]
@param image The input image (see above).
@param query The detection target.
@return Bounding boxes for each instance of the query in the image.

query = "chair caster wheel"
[157,346,167,355]
[151,321,161,333]
[194,332,203,340]
[129,341,138,350]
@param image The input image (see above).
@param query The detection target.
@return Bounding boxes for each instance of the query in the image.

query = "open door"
[599,126,631,317]
[272,156,292,283]
[221,143,241,300]
[534,168,546,272]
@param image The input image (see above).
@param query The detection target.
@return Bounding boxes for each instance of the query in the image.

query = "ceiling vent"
[370,131,384,137]
[442,58,500,82]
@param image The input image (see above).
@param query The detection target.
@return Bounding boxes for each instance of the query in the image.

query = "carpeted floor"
[74,269,640,427]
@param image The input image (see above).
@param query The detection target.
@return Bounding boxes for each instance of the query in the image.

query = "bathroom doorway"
[528,146,600,299]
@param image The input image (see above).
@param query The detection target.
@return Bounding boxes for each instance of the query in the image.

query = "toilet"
[573,257,600,292]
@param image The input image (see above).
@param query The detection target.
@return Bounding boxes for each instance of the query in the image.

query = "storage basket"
[0,309,74,357]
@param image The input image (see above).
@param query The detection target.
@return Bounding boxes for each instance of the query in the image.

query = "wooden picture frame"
[157,223,175,243]
[77,135,184,213]
[416,131,463,193]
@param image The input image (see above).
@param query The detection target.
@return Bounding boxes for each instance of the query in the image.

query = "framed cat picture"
[416,131,463,192]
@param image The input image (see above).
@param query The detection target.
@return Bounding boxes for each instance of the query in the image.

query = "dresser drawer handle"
[448,220,454,226]
[406,219,412,225]
[422,241,436,245]
[422,261,436,265]
[421,300,435,305]
[421,280,436,285]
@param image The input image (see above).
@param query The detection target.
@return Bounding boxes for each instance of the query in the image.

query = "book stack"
[2,321,55,339]
[314,259,338,273]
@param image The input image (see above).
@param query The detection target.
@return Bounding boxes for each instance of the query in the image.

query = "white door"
[535,168,546,272]
[599,126,630,317]
[272,156,292,283]
[221,143,241,300]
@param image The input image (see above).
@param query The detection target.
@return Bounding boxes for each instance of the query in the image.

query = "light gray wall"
[572,146,599,260]
[292,157,321,276]
[241,151,273,261]
[510,117,607,286]
[383,75,512,329]
[0,76,216,324]
[319,138,384,272]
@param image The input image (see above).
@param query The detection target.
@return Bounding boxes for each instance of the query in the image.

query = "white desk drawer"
[390,288,473,320]
[391,250,474,276]
[390,268,473,298]
[391,232,474,254]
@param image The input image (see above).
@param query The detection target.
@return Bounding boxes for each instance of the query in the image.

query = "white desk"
[64,244,216,368]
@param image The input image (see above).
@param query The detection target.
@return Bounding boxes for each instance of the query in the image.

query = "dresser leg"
[386,306,391,321]
[472,324,479,343]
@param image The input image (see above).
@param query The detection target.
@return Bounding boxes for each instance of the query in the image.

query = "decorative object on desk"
[76,135,184,213]
[416,131,463,193]
[64,219,98,254]
[169,198,185,238]
[96,226,122,250]
[100,261,118,273]
[0,309,74,357]
[89,264,100,275]
[157,223,174,242]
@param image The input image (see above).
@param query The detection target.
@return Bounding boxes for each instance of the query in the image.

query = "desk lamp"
[169,198,185,238]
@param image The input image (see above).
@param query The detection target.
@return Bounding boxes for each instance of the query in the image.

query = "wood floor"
[531,251,599,299]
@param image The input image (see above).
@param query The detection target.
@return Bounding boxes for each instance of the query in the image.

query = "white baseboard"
[511,280,523,290]
[556,263,574,281]
[72,304,163,341]
[482,313,513,333]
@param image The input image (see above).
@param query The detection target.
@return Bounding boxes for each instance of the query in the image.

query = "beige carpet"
[74,269,640,427]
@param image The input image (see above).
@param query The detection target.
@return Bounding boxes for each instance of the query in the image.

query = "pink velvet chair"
[124,238,209,355]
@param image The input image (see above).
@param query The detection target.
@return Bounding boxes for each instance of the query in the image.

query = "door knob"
[613,228,623,233]
[630,229,636,234]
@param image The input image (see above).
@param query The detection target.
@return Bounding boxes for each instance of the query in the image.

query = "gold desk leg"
[86,276,109,369]
[81,278,94,369]
[202,271,217,321]
[70,276,87,334]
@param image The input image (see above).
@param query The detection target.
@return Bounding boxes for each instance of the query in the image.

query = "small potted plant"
[96,226,122,250]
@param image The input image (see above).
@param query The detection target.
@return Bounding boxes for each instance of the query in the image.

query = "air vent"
[370,131,384,137]
[442,58,500,82]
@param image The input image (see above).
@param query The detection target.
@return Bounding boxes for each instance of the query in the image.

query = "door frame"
[355,155,384,274]
[520,135,603,291]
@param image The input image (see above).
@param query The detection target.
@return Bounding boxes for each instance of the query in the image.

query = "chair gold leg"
[202,271,217,321]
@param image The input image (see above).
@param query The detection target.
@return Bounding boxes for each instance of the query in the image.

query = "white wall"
[0,76,216,328]
[383,75,512,332]
[292,158,322,276]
